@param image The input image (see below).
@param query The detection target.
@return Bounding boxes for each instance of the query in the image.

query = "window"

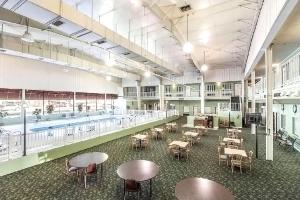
[281,114,286,129]
[293,117,300,137]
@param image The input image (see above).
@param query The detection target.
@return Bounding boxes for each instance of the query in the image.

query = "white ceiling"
[62,0,262,71]
[0,0,263,79]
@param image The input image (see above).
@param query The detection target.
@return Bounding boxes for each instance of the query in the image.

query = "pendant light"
[201,51,208,71]
[21,18,34,43]
[183,14,193,54]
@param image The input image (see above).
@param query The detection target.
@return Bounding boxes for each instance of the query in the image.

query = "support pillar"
[136,81,141,110]
[159,79,165,111]
[104,93,107,111]
[251,71,256,134]
[265,46,274,160]
[200,75,205,114]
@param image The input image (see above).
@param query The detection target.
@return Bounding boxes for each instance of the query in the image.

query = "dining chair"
[141,138,150,150]
[218,136,226,146]
[181,145,191,160]
[231,155,243,174]
[131,137,139,150]
[123,179,141,200]
[243,150,253,171]
[65,158,79,182]
[84,163,97,188]
[217,146,228,166]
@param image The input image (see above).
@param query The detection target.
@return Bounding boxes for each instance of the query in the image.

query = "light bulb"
[144,71,151,77]
[130,0,141,7]
[172,83,176,89]
[183,41,193,53]
[106,75,112,81]
[217,82,221,86]
[201,64,208,71]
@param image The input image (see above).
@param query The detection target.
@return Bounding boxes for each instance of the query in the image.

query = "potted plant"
[32,108,42,122]
[46,104,54,114]
[78,104,83,112]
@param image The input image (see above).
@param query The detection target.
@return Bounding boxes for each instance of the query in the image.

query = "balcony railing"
[123,92,137,98]
[0,110,177,163]
[141,91,159,98]
[205,90,233,98]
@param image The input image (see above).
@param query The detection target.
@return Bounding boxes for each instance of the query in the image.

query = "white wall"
[0,54,121,94]
[204,67,242,82]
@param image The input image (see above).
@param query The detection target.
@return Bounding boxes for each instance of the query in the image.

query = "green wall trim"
[0,116,179,176]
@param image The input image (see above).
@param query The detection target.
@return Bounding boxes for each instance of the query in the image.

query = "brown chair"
[243,150,253,171]
[84,163,97,188]
[124,179,141,200]
[217,146,228,166]
[231,155,243,174]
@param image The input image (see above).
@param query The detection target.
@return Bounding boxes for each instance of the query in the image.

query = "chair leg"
[84,175,87,189]
[231,166,234,174]
[240,166,242,174]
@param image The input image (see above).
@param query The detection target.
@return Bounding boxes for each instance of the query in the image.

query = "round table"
[117,160,159,197]
[69,152,108,177]
[175,178,234,200]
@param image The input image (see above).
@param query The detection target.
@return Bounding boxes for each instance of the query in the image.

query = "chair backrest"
[65,158,70,171]
[249,150,253,159]
[125,179,139,191]
[86,163,97,174]
[218,136,222,142]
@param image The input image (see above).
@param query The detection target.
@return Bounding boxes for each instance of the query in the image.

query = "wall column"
[136,81,141,110]
[200,75,205,114]
[104,93,107,111]
[265,46,274,160]
[251,71,256,134]
[159,79,165,110]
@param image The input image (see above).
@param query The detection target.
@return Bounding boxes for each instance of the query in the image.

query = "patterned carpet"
[0,117,300,200]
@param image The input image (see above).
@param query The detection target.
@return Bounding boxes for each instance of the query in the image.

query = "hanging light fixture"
[201,51,208,71]
[21,18,34,43]
[106,75,112,81]
[144,70,151,77]
[183,14,193,54]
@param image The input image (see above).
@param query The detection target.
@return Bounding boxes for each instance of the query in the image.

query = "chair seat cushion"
[68,167,78,172]
[220,155,227,159]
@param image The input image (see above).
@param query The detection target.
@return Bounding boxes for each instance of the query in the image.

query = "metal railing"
[0,110,177,162]
[123,92,137,98]
[205,90,233,97]
[140,91,159,98]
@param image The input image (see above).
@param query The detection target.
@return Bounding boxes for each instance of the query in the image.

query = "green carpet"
[0,117,299,200]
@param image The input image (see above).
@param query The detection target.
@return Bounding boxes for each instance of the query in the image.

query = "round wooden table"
[175,178,234,200]
[117,160,159,197]
[69,152,108,177]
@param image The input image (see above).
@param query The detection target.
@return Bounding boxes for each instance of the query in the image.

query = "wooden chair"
[84,163,97,188]
[217,146,228,166]
[218,136,226,146]
[130,137,139,150]
[141,137,150,150]
[243,151,253,171]
[231,155,243,174]
[180,145,191,160]
[65,158,79,182]
[123,179,141,200]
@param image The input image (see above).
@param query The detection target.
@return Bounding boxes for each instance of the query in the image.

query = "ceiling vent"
[52,20,64,27]
[122,52,130,55]
[179,5,191,12]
